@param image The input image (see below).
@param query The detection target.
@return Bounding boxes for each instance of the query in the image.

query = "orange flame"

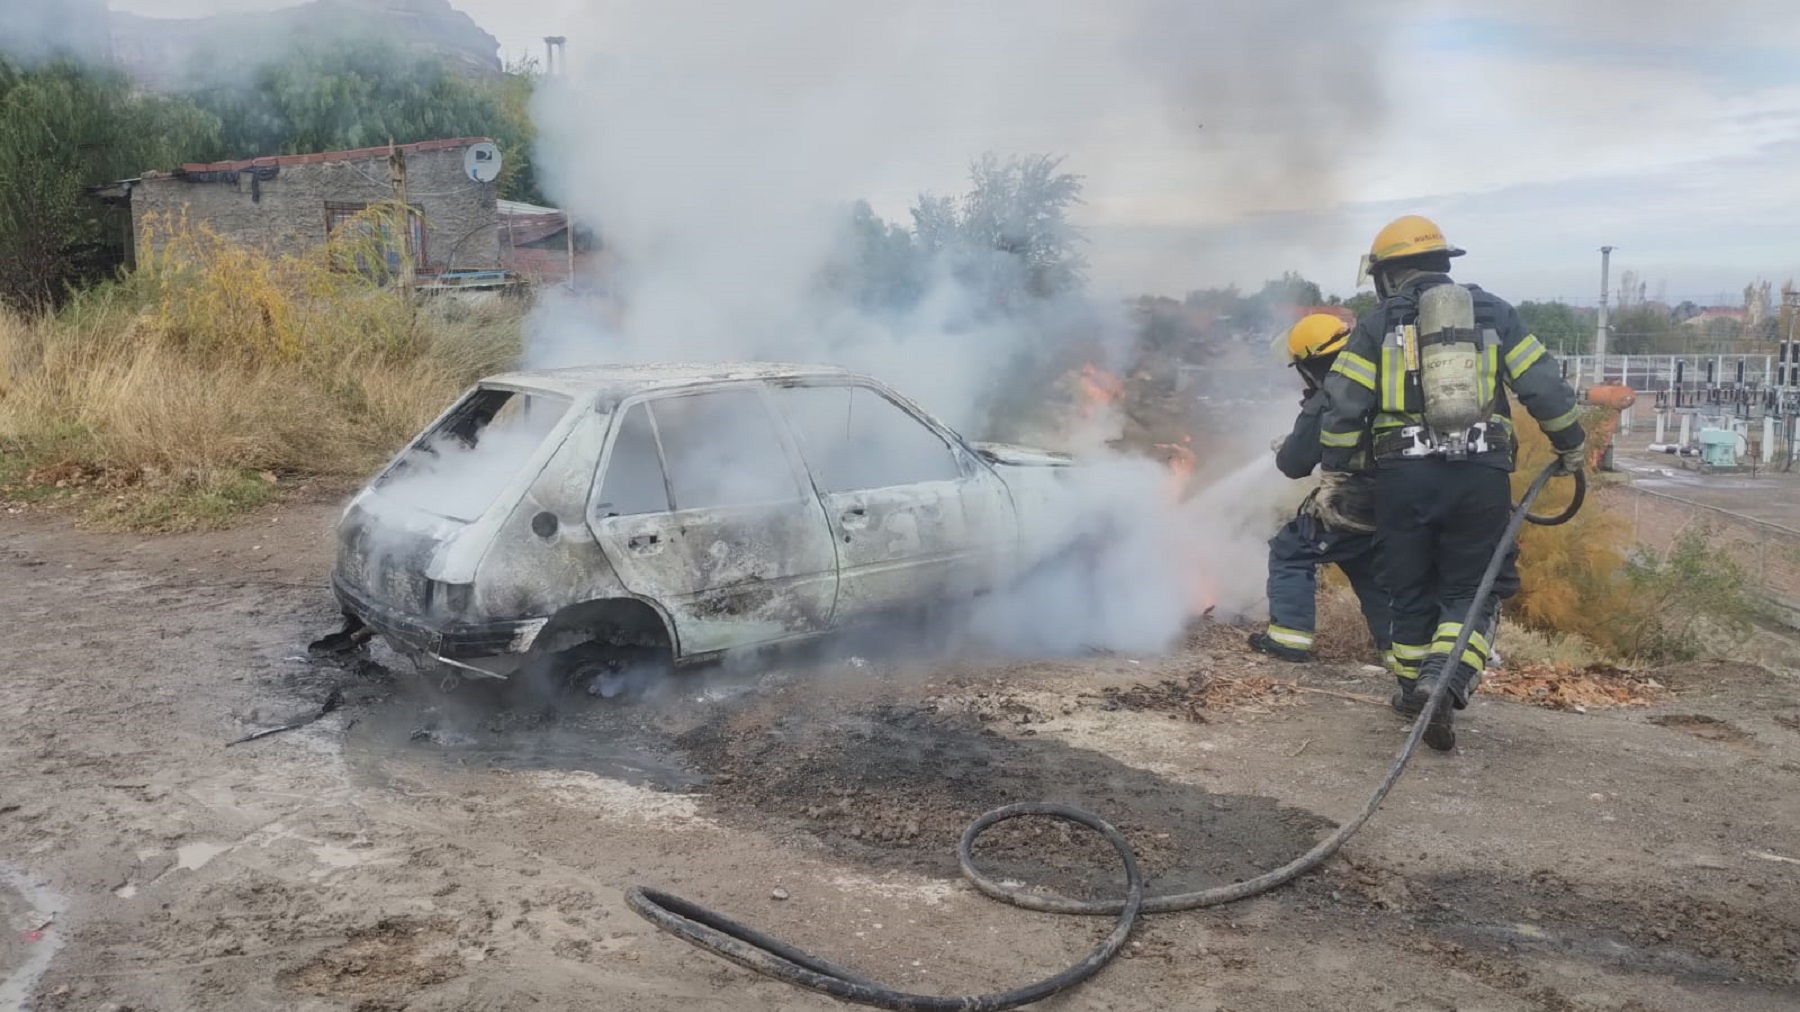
[1068,365,1213,620]
[1154,435,1196,502]
[1075,363,1124,418]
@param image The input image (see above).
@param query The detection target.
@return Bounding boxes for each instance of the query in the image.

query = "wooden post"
[388,141,415,300]
[565,212,575,287]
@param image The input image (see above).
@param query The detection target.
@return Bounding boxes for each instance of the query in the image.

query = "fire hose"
[626,462,1587,1011]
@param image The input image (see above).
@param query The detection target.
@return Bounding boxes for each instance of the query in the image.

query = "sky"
[106,0,1800,307]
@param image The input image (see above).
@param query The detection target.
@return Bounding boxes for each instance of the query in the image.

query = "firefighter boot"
[1247,630,1311,663]
[1416,655,1480,751]
[1390,675,1427,717]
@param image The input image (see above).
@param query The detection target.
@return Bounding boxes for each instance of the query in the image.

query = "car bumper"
[331,574,545,661]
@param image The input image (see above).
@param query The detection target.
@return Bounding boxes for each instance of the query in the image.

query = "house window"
[325,201,425,276]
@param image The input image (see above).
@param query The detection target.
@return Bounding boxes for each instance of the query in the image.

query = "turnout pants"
[1374,458,1513,699]
[1265,515,1390,656]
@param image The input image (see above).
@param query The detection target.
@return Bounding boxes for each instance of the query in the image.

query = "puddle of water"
[175,842,231,871]
[1,865,70,1010]
[525,771,710,825]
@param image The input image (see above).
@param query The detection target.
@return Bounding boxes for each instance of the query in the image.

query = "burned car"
[320,363,1083,695]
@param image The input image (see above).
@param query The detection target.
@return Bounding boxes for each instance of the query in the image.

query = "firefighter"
[1248,313,1391,667]
[1318,215,1585,750]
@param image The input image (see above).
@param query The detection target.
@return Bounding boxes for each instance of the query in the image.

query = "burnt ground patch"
[1649,713,1759,746]
[1410,867,1800,991]
[671,699,1334,900]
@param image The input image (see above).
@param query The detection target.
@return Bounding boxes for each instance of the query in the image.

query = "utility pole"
[1784,290,1799,469]
[1595,245,1614,366]
[388,141,415,301]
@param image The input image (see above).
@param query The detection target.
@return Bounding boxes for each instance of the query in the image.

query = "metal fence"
[1562,354,1800,422]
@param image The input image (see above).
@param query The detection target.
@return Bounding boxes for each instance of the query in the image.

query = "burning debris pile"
[1064,360,1199,462]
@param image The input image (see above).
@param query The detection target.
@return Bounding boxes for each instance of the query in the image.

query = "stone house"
[99,137,501,276]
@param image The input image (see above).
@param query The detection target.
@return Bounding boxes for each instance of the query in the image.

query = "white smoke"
[513,0,1393,655]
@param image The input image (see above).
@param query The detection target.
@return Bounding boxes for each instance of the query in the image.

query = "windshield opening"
[373,387,573,522]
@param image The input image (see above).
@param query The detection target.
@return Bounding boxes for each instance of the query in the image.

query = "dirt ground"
[3,497,1799,1012]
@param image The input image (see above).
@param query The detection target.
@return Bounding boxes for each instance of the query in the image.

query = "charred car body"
[322,363,1083,693]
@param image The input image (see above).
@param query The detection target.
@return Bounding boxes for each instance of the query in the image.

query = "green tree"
[1610,305,1681,354]
[952,152,1088,302]
[1516,300,1591,355]
[0,57,218,310]
[1342,291,1379,318]
[817,200,924,312]
[1257,271,1322,308]
[184,39,545,204]
[491,55,543,204]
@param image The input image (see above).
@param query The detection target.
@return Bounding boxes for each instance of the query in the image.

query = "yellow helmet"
[1356,214,1465,288]
[1285,313,1351,362]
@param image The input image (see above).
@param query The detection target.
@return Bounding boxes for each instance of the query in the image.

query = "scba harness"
[1370,283,1515,463]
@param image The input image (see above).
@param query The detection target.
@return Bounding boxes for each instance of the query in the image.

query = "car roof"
[480,362,860,399]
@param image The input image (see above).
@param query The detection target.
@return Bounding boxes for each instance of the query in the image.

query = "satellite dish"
[464,142,502,183]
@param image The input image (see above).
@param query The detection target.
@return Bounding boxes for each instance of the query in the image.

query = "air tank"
[1416,284,1485,457]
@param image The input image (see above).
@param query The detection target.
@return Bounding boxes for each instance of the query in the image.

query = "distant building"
[1684,307,1747,328]
[94,137,501,276]
[497,200,608,285]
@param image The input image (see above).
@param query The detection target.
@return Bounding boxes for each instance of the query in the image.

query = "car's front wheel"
[516,640,673,703]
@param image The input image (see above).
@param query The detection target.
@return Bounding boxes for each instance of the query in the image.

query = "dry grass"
[1311,580,1382,665]
[1492,619,1608,668]
[0,215,523,530]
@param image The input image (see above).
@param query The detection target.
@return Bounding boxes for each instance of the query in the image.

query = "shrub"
[1612,521,1768,662]
[1503,409,1636,649]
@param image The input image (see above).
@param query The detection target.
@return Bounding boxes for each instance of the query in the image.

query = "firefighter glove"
[1270,436,1286,455]
[1554,442,1586,476]
[1310,472,1376,533]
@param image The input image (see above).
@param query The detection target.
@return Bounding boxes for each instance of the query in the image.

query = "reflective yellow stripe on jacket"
[1540,403,1583,433]
[1504,334,1548,378]
[1379,346,1407,412]
[1331,351,1377,391]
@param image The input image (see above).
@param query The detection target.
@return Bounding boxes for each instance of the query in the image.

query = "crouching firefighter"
[1318,215,1585,750]
[1248,313,1392,667]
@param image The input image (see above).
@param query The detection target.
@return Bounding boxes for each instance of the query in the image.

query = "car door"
[773,380,1013,625]
[586,385,839,657]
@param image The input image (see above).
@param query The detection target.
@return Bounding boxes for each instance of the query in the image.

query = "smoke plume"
[516,0,1392,655]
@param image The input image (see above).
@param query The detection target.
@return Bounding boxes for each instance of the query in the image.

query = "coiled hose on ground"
[626,463,1587,1011]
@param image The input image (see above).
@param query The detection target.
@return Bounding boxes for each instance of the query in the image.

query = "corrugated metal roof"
[498,199,562,215]
[165,137,496,177]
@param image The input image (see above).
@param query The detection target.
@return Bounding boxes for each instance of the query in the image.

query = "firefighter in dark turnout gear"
[1250,314,1392,666]
[1319,215,1585,750]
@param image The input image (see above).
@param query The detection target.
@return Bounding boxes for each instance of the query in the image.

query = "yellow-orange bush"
[1503,407,1637,649]
[0,213,522,529]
